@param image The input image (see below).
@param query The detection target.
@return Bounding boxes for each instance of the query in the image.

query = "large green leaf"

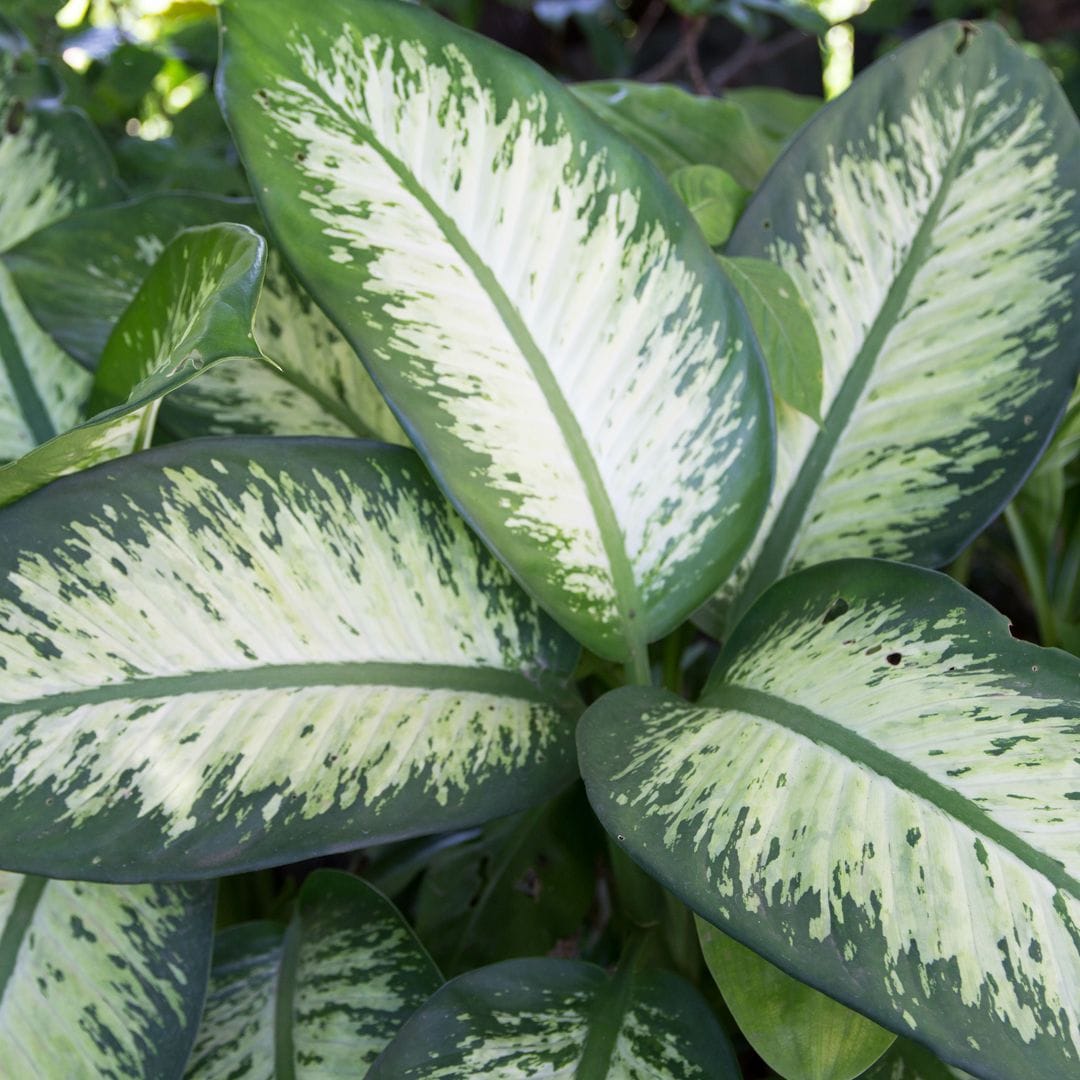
[0,438,579,882]
[572,81,811,187]
[413,784,599,975]
[186,870,440,1078]
[580,559,1080,1079]
[863,1038,975,1079]
[697,918,895,1080]
[219,0,772,664]
[706,21,1080,632]
[366,956,740,1078]
[0,223,266,507]
[0,872,213,1077]
[2,195,407,442]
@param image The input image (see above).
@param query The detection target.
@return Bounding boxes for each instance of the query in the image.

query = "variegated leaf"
[0,78,120,253]
[706,21,1080,633]
[579,559,1080,1079]
[366,956,739,1078]
[0,438,579,881]
[864,1037,975,1080]
[2,194,407,442]
[0,223,266,507]
[185,870,440,1078]
[0,264,89,461]
[0,873,213,1078]
[219,0,772,665]
[708,19,1080,630]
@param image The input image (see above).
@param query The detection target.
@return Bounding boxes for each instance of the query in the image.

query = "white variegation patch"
[584,561,1080,1078]
[0,872,210,1076]
[222,0,769,656]
[0,443,575,876]
[720,28,1080,621]
[187,872,440,1077]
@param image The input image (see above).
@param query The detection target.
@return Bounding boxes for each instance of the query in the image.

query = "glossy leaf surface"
[698,918,895,1080]
[0,873,213,1078]
[220,0,772,662]
[2,195,406,442]
[720,254,823,423]
[580,560,1080,1079]
[0,438,579,881]
[186,871,440,1078]
[712,22,1080,629]
[0,224,267,507]
[367,956,740,1078]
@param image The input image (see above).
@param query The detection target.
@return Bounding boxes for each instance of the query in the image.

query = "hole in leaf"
[822,597,849,624]
[886,652,902,666]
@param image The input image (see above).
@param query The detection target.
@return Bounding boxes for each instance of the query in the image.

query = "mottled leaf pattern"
[2,195,407,442]
[0,224,267,507]
[580,560,1080,1079]
[186,871,440,1078]
[219,0,772,662]
[0,873,213,1078]
[367,957,740,1078]
[0,438,579,881]
[711,22,1080,629]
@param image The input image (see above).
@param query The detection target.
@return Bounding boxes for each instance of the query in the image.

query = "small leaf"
[670,165,749,246]
[0,438,580,881]
[719,254,824,423]
[697,918,895,1080]
[367,956,740,1078]
[186,871,440,1077]
[0,872,213,1076]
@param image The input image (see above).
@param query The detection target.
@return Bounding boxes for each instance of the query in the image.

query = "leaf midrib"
[333,110,645,658]
[730,111,973,624]
[714,683,1080,902]
[0,661,553,719]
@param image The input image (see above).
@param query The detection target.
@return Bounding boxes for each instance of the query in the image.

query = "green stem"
[625,637,652,687]
[1005,504,1057,646]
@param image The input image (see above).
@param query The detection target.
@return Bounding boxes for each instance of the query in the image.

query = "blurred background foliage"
[3,0,1079,194]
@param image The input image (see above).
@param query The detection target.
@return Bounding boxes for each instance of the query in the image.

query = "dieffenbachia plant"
[0,4,1076,1079]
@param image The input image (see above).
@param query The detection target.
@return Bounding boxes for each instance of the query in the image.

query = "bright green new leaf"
[573,80,779,187]
[863,1037,976,1079]
[186,870,440,1078]
[580,559,1080,1079]
[2,195,407,443]
[366,956,740,1078]
[413,784,599,975]
[0,224,267,507]
[219,0,772,665]
[709,21,1080,631]
[697,918,896,1079]
[0,438,580,881]
[719,254,824,423]
[669,165,749,246]
[722,87,820,152]
[0,872,213,1077]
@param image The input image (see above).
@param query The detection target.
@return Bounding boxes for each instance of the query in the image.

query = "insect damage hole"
[886,652,902,666]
